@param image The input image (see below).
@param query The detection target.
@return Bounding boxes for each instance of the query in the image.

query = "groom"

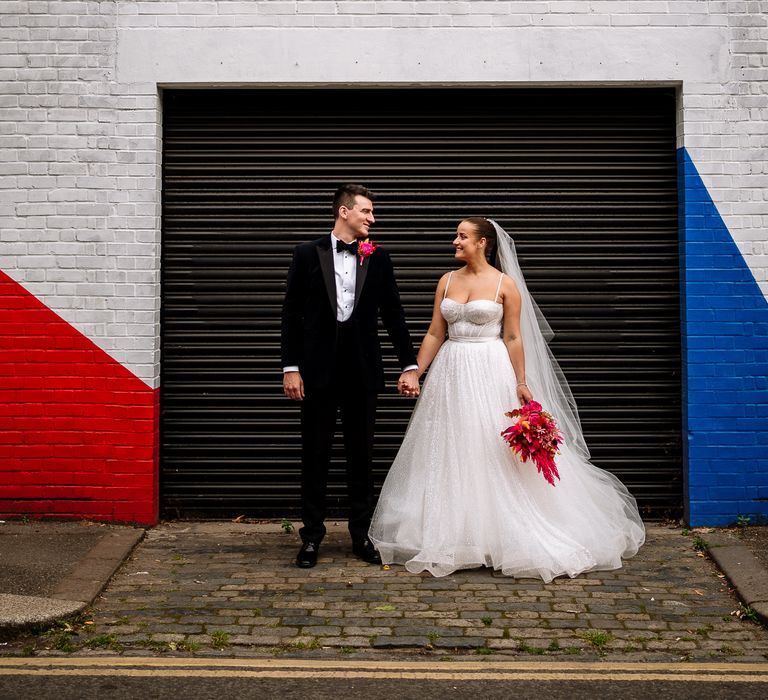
[281,184,419,568]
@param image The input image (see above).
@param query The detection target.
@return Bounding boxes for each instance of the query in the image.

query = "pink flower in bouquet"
[500,400,563,486]
[357,238,377,265]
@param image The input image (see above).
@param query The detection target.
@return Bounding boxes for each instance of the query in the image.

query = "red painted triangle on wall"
[0,270,158,525]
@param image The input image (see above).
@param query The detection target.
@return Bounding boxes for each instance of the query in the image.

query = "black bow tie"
[336,239,358,255]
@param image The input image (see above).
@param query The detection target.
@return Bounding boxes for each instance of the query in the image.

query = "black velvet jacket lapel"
[316,236,337,315]
[353,251,370,312]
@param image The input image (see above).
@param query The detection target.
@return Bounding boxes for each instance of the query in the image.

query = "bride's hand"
[516,383,533,405]
[397,370,420,398]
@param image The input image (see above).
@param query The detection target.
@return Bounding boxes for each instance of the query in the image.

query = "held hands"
[397,370,420,398]
[283,371,304,401]
[516,382,533,405]
[285,369,419,400]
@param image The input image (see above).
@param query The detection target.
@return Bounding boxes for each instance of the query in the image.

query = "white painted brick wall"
[1,0,161,385]
[1,0,766,388]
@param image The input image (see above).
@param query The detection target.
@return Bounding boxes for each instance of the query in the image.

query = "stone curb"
[704,531,768,627]
[0,527,145,633]
[0,595,86,630]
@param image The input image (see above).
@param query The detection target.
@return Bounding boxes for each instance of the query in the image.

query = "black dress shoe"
[296,541,319,568]
[352,538,382,565]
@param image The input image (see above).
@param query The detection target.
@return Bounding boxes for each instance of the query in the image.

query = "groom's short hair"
[333,184,374,219]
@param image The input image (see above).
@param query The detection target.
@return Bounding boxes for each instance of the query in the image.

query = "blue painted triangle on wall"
[678,148,768,525]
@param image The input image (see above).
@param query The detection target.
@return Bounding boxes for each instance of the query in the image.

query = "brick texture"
[679,151,768,526]
[0,270,158,525]
[0,0,766,524]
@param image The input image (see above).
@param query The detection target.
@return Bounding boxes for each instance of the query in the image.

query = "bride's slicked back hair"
[463,217,498,265]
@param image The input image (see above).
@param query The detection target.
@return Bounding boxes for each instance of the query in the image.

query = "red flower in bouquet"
[357,238,377,265]
[500,400,563,486]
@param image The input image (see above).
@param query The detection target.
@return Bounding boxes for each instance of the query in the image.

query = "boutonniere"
[357,238,377,266]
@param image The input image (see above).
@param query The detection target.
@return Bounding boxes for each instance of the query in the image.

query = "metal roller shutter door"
[161,87,681,520]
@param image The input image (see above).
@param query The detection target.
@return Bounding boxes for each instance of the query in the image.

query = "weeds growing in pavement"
[720,644,744,656]
[136,638,172,652]
[82,634,122,651]
[209,630,230,649]
[45,630,76,652]
[284,639,322,651]
[732,604,760,624]
[516,639,545,655]
[692,535,707,551]
[580,629,612,653]
[38,616,90,653]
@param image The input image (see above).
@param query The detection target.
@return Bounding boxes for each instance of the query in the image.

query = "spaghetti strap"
[443,271,453,299]
[494,272,504,303]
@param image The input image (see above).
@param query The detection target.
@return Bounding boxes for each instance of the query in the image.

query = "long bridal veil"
[490,219,589,462]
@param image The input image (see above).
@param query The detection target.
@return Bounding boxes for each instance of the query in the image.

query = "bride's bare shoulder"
[499,273,520,301]
[434,271,452,293]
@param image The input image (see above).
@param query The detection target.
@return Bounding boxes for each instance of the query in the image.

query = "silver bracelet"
[516,382,527,387]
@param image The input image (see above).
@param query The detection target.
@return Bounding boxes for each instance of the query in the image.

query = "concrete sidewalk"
[0,521,144,633]
[3,521,766,662]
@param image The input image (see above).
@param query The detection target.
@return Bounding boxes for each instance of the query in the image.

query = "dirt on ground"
[733,524,768,571]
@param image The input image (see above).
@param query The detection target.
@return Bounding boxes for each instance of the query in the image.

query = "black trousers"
[299,322,378,545]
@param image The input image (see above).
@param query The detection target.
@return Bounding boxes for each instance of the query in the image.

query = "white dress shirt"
[332,232,357,323]
[283,233,417,374]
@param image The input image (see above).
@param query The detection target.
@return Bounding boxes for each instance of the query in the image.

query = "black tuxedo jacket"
[281,235,417,393]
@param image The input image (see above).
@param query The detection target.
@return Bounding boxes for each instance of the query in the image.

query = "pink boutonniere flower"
[357,238,377,265]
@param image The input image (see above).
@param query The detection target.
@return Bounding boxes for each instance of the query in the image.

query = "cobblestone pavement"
[15,522,768,661]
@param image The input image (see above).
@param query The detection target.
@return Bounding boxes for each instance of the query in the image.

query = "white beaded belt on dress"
[448,335,499,343]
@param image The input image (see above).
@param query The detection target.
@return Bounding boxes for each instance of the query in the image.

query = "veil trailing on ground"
[490,219,590,461]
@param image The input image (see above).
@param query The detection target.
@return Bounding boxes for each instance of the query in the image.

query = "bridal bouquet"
[501,400,563,486]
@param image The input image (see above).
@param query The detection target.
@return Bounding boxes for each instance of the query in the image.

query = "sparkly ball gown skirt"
[369,298,645,582]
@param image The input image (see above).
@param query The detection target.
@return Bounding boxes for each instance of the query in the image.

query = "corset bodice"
[440,298,503,341]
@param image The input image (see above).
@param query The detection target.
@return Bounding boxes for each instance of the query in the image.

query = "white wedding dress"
[369,273,645,582]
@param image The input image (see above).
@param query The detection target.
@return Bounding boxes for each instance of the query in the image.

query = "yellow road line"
[2,658,767,672]
[0,668,767,682]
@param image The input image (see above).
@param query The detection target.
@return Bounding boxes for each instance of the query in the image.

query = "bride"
[369,217,645,581]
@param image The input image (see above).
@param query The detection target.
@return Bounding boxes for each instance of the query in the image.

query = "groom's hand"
[397,370,420,398]
[283,371,304,401]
